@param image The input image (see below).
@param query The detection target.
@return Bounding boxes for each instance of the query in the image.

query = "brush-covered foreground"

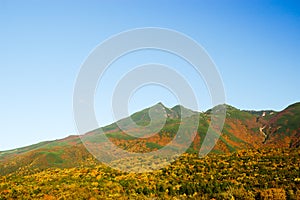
[1,148,299,200]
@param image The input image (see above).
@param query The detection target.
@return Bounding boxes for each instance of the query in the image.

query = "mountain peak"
[1,102,299,176]
[155,102,165,107]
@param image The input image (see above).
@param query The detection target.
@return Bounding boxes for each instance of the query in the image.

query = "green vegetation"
[0,141,51,159]
[0,148,299,199]
[101,123,119,132]
[0,102,300,199]
[106,132,135,140]
[223,128,247,144]
[227,107,253,122]
[146,142,163,150]
[274,104,300,134]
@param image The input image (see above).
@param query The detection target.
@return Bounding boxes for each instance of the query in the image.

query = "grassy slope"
[0,103,299,176]
[263,102,300,148]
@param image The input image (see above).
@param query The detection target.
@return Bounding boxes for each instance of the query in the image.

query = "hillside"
[1,148,299,199]
[0,102,299,175]
[261,102,300,148]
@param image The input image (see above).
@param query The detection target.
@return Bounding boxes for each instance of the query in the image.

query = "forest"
[1,148,299,199]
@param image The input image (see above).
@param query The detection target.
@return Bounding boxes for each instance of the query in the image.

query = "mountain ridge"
[0,102,299,175]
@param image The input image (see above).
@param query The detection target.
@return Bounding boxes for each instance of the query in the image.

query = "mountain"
[261,102,300,148]
[0,102,299,175]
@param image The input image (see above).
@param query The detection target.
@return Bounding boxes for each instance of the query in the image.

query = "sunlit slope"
[0,102,299,175]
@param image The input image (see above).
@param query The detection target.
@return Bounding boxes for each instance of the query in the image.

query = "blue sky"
[0,0,299,150]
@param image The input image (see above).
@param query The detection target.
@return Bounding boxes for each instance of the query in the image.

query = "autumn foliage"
[0,148,299,199]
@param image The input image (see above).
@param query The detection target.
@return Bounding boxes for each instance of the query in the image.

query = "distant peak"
[171,104,199,118]
[155,102,165,107]
[171,104,182,109]
[150,102,169,111]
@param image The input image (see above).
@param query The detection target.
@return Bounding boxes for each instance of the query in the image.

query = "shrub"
[259,188,286,200]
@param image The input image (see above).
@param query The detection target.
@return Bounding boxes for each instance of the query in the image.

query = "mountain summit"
[0,102,299,175]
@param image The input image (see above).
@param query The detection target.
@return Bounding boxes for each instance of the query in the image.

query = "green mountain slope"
[0,102,299,175]
[262,102,300,148]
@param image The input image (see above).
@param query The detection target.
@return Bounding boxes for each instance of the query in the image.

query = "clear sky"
[0,0,299,151]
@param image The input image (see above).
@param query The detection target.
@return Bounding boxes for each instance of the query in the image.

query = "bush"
[259,188,286,200]
[216,187,255,200]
